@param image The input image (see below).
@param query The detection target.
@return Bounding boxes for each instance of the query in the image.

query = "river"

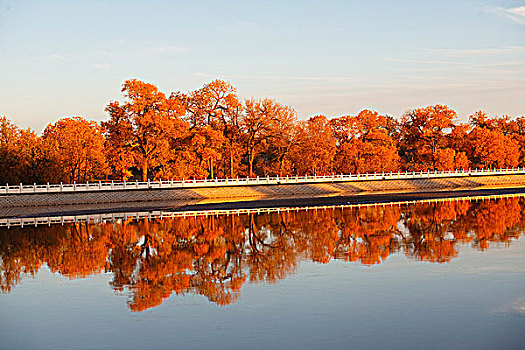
[1,195,524,349]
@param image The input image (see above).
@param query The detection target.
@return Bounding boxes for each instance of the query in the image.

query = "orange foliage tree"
[241,98,284,177]
[0,116,21,184]
[466,111,520,169]
[181,80,244,178]
[467,128,519,168]
[186,125,225,178]
[104,79,187,181]
[399,105,467,171]
[43,116,107,183]
[331,110,400,174]
[292,115,336,175]
[257,102,299,176]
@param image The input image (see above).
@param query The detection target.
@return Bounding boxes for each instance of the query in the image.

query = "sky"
[0,0,524,133]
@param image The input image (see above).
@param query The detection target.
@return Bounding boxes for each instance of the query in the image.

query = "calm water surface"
[1,196,524,349]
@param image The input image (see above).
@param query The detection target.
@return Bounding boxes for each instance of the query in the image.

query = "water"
[1,196,524,349]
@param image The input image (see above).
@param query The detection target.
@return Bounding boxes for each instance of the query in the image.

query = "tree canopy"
[1,79,524,184]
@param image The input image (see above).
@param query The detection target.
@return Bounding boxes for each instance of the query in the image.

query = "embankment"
[1,174,524,211]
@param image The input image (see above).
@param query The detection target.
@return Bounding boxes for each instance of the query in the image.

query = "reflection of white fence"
[1,168,524,195]
[2,192,523,228]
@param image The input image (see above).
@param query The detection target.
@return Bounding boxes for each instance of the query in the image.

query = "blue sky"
[1,0,524,133]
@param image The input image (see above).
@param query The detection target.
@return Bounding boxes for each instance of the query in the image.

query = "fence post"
[34,183,36,193]
[20,183,22,193]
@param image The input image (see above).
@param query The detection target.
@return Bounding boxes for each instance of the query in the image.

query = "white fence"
[1,192,522,228]
[1,168,524,195]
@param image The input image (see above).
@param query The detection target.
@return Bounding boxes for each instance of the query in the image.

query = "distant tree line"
[1,79,524,184]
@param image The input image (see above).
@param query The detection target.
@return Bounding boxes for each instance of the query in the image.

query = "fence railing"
[1,192,522,228]
[1,168,524,195]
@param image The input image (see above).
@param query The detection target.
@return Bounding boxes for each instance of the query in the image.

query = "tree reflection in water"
[1,197,523,311]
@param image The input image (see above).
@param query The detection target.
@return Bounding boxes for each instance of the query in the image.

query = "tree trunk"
[249,152,254,177]
[230,149,234,178]
[279,156,285,177]
[142,162,148,182]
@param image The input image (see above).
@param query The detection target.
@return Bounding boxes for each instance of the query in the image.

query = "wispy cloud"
[488,6,525,24]
[93,63,111,71]
[276,77,525,99]
[382,45,525,77]
[28,41,190,66]
[381,57,471,65]
[234,20,258,29]
[149,45,190,55]
[426,46,525,57]
[382,59,525,76]
[30,54,70,62]
[97,41,191,59]
[196,72,357,82]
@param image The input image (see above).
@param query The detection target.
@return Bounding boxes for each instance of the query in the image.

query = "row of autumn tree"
[1,197,522,310]
[2,79,525,184]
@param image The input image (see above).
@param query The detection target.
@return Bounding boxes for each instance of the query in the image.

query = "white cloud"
[506,6,525,17]
[489,6,525,24]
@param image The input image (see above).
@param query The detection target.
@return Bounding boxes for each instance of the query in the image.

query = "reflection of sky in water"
[1,199,525,349]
